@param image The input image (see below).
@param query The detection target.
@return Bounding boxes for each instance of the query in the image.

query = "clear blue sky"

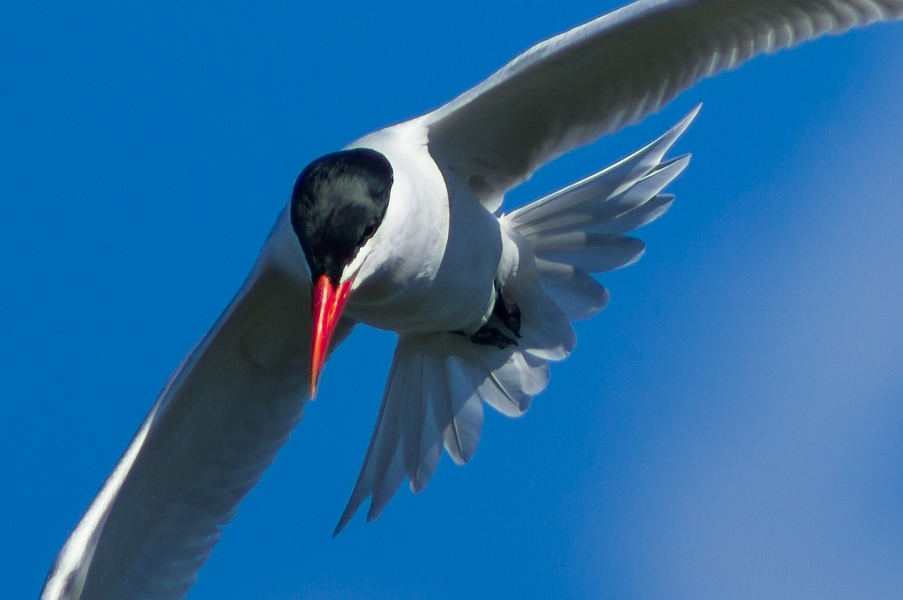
[2,1,902,598]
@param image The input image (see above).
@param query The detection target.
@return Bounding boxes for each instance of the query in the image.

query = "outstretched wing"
[425,0,903,211]
[42,216,354,600]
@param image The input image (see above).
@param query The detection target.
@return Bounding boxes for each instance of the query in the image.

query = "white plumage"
[41,1,903,599]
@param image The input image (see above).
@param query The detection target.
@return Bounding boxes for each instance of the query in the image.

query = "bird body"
[40,1,903,598]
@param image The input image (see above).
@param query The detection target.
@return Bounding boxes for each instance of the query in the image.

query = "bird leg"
[454,281,522,349]
[468,326,518,349]
[492,280,522,339]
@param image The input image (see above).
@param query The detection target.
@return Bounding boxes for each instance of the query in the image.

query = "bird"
[40,1,903,599]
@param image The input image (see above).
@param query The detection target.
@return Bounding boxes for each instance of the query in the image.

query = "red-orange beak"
[310,274,353,398]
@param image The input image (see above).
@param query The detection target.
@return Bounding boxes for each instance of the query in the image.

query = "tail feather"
[336,108,697,533]
[334,334,545,535]
[405,354,442,492]
[482,350,549,416]
[441,355,485,465]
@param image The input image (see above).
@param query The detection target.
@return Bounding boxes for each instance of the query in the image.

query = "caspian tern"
[41,1,903,599]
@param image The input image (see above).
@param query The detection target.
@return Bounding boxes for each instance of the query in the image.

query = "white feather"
[41,214,353,600]
[501,108,697,326]
[534,260,612,321]
[506,106,698,232]
[334,332,558,533]
[426,0,903,210]
[535,233,647,273]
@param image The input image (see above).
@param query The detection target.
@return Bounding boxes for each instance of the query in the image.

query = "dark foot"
[492,280,522,338]
[450,281,522,349]
[468,327,518,349]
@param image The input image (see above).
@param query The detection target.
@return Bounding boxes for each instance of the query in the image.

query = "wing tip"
[333,494,365,537]
[332,516,351,538]
[667,103,702,142]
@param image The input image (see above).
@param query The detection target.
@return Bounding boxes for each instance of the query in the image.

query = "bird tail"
[334,108,696,534]
[502,105,697,320]
[333,331,551,535]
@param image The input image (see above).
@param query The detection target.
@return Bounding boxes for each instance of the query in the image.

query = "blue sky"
[2,1,903,598]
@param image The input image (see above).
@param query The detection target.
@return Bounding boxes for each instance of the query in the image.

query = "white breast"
[342,121,503,334]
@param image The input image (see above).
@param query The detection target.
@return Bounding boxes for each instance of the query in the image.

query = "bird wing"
[42,219,354,600]
[425,0,903,211]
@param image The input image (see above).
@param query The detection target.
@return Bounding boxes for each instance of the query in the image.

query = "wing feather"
[426,0,903,210]
[42,219,348,600]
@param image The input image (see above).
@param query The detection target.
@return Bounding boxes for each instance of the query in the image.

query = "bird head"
[290,149,393,398]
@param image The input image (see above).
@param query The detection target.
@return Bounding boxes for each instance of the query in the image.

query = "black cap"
[290,149,393,283]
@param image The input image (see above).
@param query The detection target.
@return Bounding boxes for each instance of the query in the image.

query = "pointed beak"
[310,274,353,398]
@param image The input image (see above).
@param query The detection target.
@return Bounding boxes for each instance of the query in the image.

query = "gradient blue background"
[3,1,902,598]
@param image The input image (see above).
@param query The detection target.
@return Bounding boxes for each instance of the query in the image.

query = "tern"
[42,1,903,599]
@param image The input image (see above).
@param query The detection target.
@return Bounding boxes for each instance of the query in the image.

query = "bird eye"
[360,222,377,242]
